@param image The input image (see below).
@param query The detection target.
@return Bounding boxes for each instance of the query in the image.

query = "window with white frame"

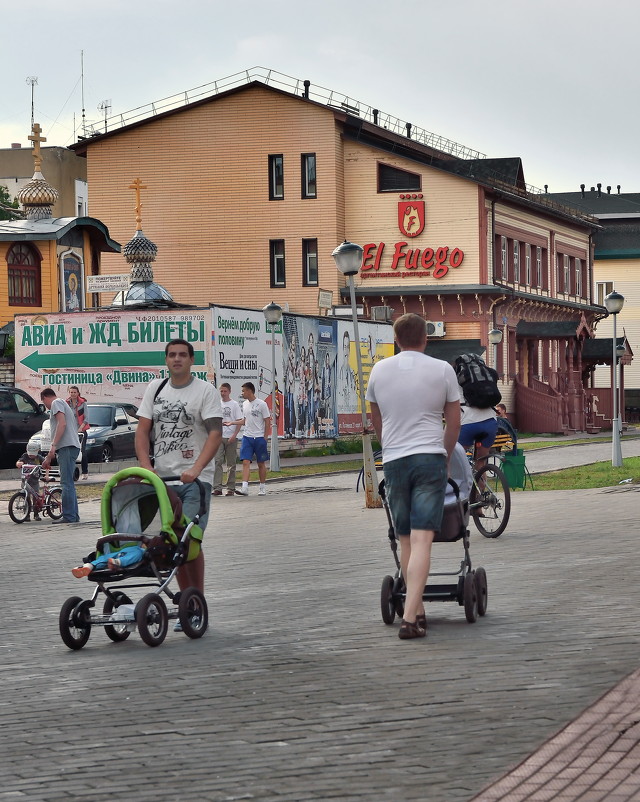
[302,238,318,286]
[597,281,614,306]
[301,154,317,199]
[270,240,286,287]
[563,254,570,293]
[575,258,582,297]
[525,244,531,285]
[268,155,284,200]
[513,241,520,283]
[536,246,542,287]
[500,236,507,279]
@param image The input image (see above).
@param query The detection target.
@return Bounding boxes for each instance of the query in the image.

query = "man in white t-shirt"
[135,339,222,602]
[237,381,271,496]
[366,314,460,640]
[213,382,244,496]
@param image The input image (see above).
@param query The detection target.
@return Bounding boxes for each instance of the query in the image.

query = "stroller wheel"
[136,593,168,647]
[103,592,134,642]
[474,567,488,616]
[59,596,92,650]
[463,573,478,623]
[178,587,208,639]
[380,575,396,625]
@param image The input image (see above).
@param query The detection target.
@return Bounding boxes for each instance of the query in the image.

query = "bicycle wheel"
[471,464,511,538]
[46,488,63,520]
[8,491,30,524]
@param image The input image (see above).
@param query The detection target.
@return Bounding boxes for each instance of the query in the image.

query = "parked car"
[0,384,48,467]
[28,401,140,464]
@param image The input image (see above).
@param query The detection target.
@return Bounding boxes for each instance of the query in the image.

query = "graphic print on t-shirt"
[154,397,197,460]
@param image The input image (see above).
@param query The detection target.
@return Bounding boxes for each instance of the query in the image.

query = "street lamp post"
[331,240,381,508]
[263,301,283,472]
[488,328,503,372]
[604,291,625,467]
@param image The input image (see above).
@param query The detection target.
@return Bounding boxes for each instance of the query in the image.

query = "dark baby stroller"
[59,467,209,649]
[379,445,489,625]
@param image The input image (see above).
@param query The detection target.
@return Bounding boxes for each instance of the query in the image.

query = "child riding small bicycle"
[15,442,45,521]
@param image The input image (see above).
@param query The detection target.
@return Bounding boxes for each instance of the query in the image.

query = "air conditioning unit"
[426,321,445,337]
[371,305,393,322]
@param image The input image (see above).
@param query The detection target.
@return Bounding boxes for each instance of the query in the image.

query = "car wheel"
[100,443,113,463]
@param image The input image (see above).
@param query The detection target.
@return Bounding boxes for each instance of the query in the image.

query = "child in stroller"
[380,443,489,626]
[59,467,209,649]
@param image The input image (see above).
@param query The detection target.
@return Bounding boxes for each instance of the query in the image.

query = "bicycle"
[8,465,64,523]
[467,446,511,538]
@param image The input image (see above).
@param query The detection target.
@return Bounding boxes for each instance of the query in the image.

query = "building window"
[269,155,284,200]
[575,258,582,297]
[302,238,318,286]
[378,163,421,192]
[7,242,41,306]
[525,244,531,285]
[536,247,542,287]
[597,281,614,306]
[513,241,520,284]
[563,254,570,293]
[270,240,286,287]
[500,236,507,279]
[301,154,317,198]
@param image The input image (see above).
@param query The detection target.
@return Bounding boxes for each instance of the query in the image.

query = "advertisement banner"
[14,308,212,406]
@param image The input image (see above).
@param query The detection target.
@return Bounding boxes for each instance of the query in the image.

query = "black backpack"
[454,353,501,409]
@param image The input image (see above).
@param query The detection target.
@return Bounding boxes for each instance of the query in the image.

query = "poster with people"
[61,251,83,313]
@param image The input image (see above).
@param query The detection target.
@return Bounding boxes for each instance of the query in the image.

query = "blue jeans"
[174,481,212,532]
[383,453,447,536]
[57,445,80,522]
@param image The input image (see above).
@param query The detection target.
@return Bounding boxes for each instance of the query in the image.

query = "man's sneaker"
[258,486,267,496]
[236,487,249,496]
[174,619,183,632]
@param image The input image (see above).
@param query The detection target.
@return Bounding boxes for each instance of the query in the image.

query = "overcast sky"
[2,0,638,195]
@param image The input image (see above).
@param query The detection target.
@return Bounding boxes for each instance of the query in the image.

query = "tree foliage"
[0,185,20,221]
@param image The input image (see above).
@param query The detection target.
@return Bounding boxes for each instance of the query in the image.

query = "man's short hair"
[165,338,194,357]
[242,382,255,393]
[40,388,56,400]
[221,382,231,391]
[393,313,427,349]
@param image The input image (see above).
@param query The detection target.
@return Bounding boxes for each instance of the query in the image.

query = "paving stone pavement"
[2,443,640,801]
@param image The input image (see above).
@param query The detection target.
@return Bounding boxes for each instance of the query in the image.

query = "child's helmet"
[26,441,40,456]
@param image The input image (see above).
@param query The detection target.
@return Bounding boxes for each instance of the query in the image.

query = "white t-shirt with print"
[365,351,460,463]
[221,398,243,439]
[138,377,222,486]
[242,397,269,438]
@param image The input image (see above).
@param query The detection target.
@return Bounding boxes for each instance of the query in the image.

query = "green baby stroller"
[59,467,208,649]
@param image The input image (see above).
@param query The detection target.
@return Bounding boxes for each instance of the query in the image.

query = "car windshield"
[86,406,113,427]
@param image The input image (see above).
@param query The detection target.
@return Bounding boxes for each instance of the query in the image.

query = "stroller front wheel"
[380,575,396,625]
[59,596,92,650]
[136,593,168,647]
[178,587,208,639]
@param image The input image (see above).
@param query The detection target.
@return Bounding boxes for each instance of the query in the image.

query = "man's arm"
[369,402,383,444]
[135,416,154,472]
[443,399,461,461]
[263,411,271,440]
[180,418,222,484]
[42,410,66,468]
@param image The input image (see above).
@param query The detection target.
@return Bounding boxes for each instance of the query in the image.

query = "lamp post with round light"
[263,301,283,472]
[331,240,381,508]
[488,328,503,372]
[604,291,624,467]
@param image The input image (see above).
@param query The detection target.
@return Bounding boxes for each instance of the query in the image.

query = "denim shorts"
[174,481,212,532]
[239,436,269,463]
[458,418,498,449]
[383,453,448,536]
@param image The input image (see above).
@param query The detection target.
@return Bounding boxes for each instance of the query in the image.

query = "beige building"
[0,145,88,218]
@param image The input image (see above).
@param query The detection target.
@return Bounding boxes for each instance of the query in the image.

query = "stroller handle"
[159,476,208,518]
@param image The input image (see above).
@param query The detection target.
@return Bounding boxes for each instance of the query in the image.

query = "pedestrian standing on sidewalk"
[366,314,460,640]
[40,388,81,523]
[66,386,90,480]
[237,381,271,496]
[213,383,244,496]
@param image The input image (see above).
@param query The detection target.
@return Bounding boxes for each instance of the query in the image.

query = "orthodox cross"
[128,177,147,231]
[28,122,46,173]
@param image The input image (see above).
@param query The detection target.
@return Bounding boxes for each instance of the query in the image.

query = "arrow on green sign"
[20,350,206,371]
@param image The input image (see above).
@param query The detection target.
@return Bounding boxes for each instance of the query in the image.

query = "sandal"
[416,613,427,631]
[398,619,426,640]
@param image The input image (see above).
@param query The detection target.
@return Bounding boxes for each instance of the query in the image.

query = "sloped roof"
[543,191,640,216]
[0,216,120,252]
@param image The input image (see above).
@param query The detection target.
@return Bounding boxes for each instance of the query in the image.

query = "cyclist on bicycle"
[457,399,498,470]
[15,441,44,521]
